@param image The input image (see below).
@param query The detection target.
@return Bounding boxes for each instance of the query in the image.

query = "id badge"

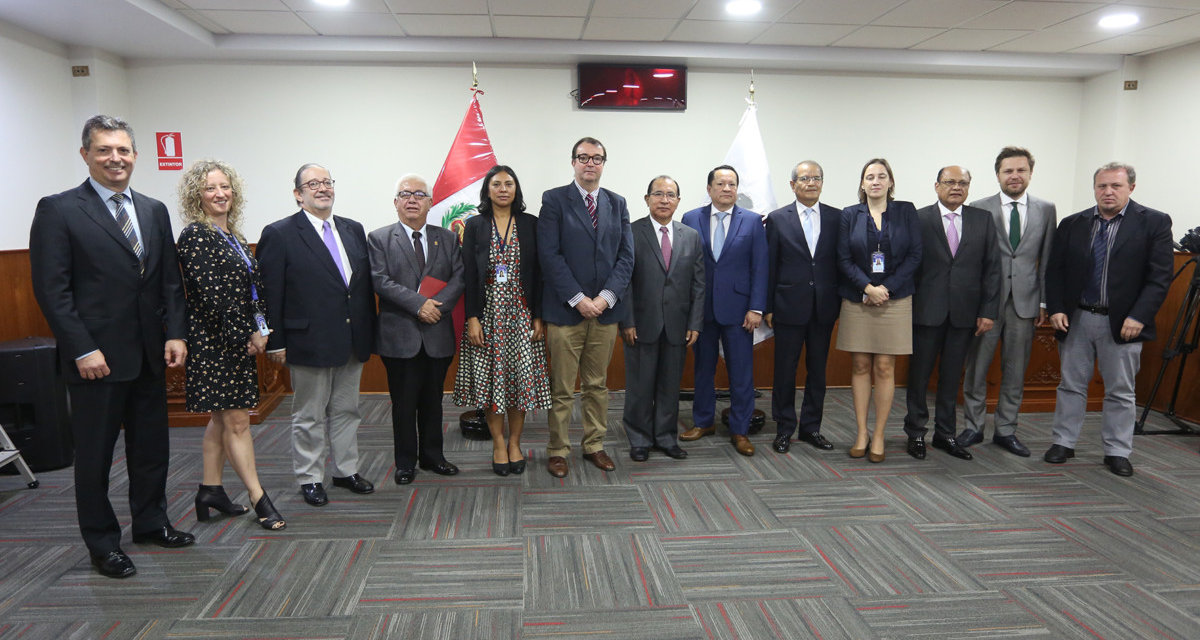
[495,264,510,284]
[255,313,270,337]
[871,251,886,274]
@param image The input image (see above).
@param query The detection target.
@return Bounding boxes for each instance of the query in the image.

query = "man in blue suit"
[680,165,768,456]
[538,137,635,478]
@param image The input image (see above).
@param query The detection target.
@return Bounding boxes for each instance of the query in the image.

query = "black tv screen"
[577,64,687,110]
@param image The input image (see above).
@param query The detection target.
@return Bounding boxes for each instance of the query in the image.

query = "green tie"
[1008,202,1020,251]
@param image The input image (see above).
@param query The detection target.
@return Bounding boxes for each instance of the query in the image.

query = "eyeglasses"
[301,179,334,190]
[938,180,970,188]
[649,191,679,200]
[793,176,823,184]
[396,190,430,200]
[574,154,607,165]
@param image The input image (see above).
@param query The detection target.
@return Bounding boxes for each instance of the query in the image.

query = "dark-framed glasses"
[574,154,607,165]
[396,190,430,200]
[301,179,334,190]
[938,179,970,188]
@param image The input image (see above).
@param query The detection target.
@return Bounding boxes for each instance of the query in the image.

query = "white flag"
[723,102,776,214]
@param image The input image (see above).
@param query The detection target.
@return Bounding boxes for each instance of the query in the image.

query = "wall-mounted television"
[576,64,687,111]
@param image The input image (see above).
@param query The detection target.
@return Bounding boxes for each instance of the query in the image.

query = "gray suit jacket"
[969,193,1056,319]
[912,203,1001,329]
[619,218,705,344]
[368,221,464,359]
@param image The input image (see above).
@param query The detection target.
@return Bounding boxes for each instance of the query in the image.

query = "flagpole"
[747,69,755,106]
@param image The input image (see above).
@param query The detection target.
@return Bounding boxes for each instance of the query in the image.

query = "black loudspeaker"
[0,338,73,471]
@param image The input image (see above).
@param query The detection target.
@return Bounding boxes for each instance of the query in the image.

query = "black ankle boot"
[253,492,286,530]
[195,484,249,521]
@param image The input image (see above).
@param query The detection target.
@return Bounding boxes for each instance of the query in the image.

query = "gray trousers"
[288,358,364,485]
[1051,310,1141,457]
[621,330,686,449]
[962,297,1036,437]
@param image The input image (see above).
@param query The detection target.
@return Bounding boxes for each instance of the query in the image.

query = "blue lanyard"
[214,226,259,301]
[493,214,514,256]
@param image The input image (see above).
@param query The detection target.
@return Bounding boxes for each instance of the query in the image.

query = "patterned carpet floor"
[2,388,1200,639]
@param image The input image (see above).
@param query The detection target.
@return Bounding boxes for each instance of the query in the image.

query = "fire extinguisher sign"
[156,132,183,170]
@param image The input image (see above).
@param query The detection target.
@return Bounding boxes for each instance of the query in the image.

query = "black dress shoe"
[395,469,415,485]
[931,435,974,460]
[332,473,375,494]
[1103,455,1134,477]
[509,459,526,475]
[957,428,984,448]
[796,432,834,450]
[492,462,511,476]
[132,524,196,548]
[418,460,460,476]
[906,437,927,460]
[654,445,688,459]
[1043,444,1076,464]
[992,434,1031,457]
[300,482,328,506]
[629,447,649,462]
[91,549,136,579]
[772,434,791,454]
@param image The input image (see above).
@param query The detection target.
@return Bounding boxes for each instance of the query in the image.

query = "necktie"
[585,193,597,230]
[412,230,426,273]
[945,212,959,257]
[1083,218,1112,304]
[713,211,729,260]
[1009,202,1021,251]
[322,220,348,285]
[111,193,145,269]
[660,226,672,270]
[802,207,816,255]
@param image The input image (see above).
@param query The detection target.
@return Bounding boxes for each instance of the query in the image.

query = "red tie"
[660,226,672,269]
[586,193,597,229]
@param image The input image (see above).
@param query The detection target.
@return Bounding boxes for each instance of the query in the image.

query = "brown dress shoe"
[730,435,755,456]
[679,426,716,441]
[547,456,569,478]
[582,450,616,471]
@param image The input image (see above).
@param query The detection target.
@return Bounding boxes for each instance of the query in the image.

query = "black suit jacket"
[837,201,923,301]
[256,210,376,367]
[765,202,842,326]
[462,211,541,320]
[1045,200,1173,343]
[29,180,185,383]
[912,203,1001,328]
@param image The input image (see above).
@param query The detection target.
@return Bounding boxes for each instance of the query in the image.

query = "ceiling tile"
[910,28,1032,50]
[667,19,771,44]
[200,10,316,34]
[832,25,946,48]
[398,14,492,37]
[178,8,231,33]
[282,0,389,11]
[180,0,287,9]
[382,0,487,13]
[1131,11,1200,36]
[750,22,859,46]
[685,0,801,22]
[873,0,1008,28]
[1068,32,1187,53]
[160,0,188,8]
[590,0,695,19]
[491,0,590,17]
[987,30,1106,52]
[492,15,584,38]
[582,18,676,41]
[1116,0,1200,8]
[297,11,404,36]
[779,0,905,24]
[960,1,1104,30]
[1038,5,1192,33]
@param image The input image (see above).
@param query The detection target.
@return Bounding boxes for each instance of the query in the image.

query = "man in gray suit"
[620,176,705,462]
[904,166,1001,461]
[367,174,464,485]
[959,147,1057,457]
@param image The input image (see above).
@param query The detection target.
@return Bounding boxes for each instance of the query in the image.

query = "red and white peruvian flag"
[429,92,498,239]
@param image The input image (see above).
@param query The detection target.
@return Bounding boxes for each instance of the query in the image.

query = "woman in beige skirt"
[836,158,923,462]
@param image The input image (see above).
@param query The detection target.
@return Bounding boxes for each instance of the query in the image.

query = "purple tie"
[322,220,348,285]
[660,226,672,270]
[585,193,598,229]
[944,212,959,257]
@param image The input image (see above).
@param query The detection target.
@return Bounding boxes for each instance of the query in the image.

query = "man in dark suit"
[30,115,194,579]
[1044,162,1173,477]
[764,160,841,454]
[680,165,768,457]
[538,137,635,478]
[368,174,464,484]
[258,163,376,505]
[903,166,1001,461]
[619,175,705,462]
[960,147,1057,457]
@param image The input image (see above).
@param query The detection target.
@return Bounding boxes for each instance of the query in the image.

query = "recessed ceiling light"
[726,0,763,17]
[1098,13,1139,29]
[314,0,350,7]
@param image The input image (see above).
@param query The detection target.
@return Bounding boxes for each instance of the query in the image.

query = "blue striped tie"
[111,193,145,270]
[1082,218,1112,304]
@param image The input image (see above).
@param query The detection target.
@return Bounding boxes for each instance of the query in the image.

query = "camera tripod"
[1135,256,1200,435]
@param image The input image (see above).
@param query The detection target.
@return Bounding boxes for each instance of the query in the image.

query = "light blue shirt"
[89,177,143,249]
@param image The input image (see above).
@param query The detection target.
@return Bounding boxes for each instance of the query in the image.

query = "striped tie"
[585,193,598,230]
[111,193,145,269]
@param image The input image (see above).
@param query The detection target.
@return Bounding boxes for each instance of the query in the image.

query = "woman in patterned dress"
[177,159,284,530]
[453,165,551,476]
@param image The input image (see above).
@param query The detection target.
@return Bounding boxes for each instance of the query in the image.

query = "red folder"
[418,275,447,298]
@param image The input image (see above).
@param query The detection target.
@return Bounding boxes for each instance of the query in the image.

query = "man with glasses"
[764,161,842,454]
[538,137,635,477]
[619,176,705,462]
[903,166,1000,461]
[257,163,377,505]
[368,174,464,484]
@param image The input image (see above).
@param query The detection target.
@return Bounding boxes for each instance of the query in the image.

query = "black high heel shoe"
[195,484,249,521]
[253,492,286,530]
[492,462,511,476]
